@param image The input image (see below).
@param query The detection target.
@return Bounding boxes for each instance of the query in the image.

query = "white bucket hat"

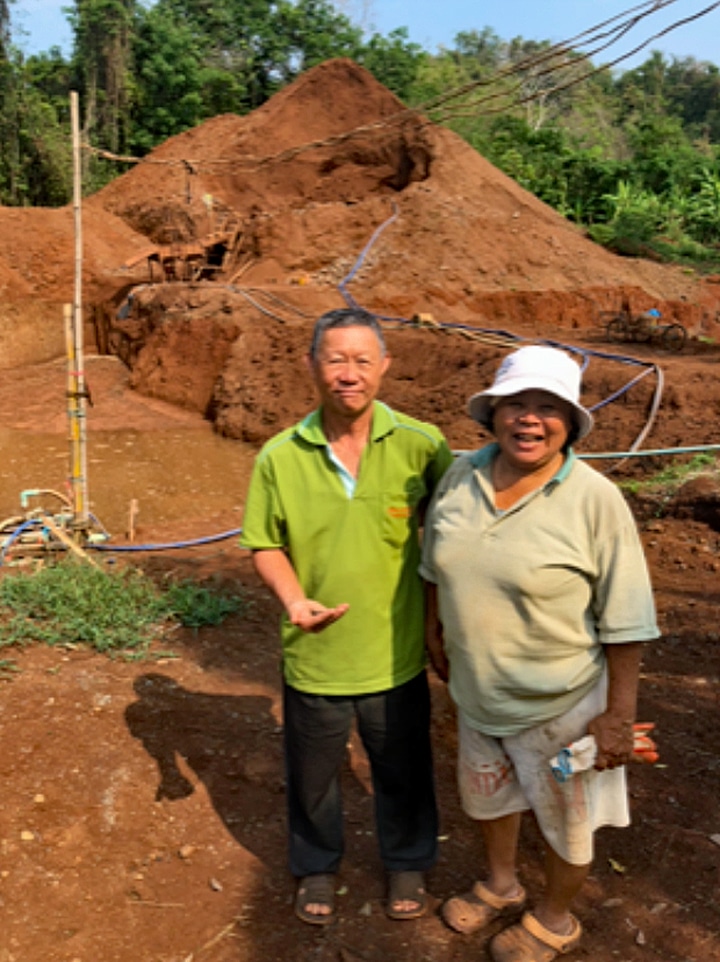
[468,345,594,440]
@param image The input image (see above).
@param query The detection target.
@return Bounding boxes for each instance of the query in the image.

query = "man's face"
[310,325,390,421]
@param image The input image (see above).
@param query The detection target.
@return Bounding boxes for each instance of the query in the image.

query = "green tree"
[626,113,702,194]
[453,27,505,76]
[275,0,361,78]
[68,0,136,192]
[129,4,207,151]
[0,48,73,205]
[686,166,720,242]
[664,57,720,142]
[357,27,426,102]
[0,0,9,56]
[0,0,17,199]
[405,49,473,108]
[0,55,21,202]
[618,50,669,107]
[152,0,361,111]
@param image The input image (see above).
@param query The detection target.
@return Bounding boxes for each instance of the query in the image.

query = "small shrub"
[162,579,244,628]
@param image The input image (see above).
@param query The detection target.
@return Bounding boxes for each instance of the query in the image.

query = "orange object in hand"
[631,722,659,764]
[550,722,659,781]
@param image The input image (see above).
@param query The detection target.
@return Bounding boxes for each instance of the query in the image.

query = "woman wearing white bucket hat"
[420,345,659,962]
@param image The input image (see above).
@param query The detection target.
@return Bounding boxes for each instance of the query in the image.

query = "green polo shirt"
[420,444,659,736]
[240,401,454,695]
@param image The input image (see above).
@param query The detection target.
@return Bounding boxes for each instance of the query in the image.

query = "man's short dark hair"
[309,308,387,360]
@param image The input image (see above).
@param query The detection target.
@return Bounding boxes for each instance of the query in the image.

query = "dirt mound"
[0,205,151,366]
[92,58,414,233]
[86,59,720,445]
[88,60,719,323]
[2,58,720,373]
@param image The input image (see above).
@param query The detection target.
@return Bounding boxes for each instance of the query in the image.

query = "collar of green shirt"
[295,401,397,446]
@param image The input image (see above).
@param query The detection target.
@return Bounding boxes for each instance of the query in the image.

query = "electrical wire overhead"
[83,0,720,174]
[423,0,720,124]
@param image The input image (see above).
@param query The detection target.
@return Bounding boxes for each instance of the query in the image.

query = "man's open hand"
[287,599,350,633]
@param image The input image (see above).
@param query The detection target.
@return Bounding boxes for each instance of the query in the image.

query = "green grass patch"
[619,453,718,497]
[0,559,244,657]
[0,658,19,680]
[162,579,243,628]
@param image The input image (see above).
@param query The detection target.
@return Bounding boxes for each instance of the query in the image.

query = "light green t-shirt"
[240,401,453,695]
[420,444,659,736]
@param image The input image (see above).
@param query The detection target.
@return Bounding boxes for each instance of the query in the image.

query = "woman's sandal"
[442,881,527,934]
[294,873,336,926]
[386,870,428,920]
[489,911,582,962]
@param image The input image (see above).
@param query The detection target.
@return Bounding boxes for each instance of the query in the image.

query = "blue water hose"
[0,518,47,564]
[0,516,241,563]
[338,203,400,311]
[580,444,720,460]
[88,527,242,552]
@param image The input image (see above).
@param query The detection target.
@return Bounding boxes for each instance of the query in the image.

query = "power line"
[82,1,720,173]
[428,0,720,123]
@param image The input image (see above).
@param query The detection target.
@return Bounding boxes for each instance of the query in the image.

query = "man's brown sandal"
[442,881,527,934]
[294,873,336,926]
[386,870,428,920]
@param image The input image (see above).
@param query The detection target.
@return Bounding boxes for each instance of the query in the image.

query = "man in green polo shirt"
[240,307,453,926]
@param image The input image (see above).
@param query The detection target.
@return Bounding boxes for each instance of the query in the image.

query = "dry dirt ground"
[0,330,719,962]
[0,58,718,962]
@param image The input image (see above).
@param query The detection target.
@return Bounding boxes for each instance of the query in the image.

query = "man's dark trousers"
[283,671,438,877]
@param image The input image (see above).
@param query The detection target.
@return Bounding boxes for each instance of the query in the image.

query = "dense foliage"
[403,33,720,268]
[3,3,720,266]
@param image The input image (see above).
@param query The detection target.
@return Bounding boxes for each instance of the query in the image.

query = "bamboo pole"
[64,303,83,523]
[39,513,101,569]
[70,91,89,527]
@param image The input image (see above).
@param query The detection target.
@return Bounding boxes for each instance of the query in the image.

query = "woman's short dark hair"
[309,308,387,360]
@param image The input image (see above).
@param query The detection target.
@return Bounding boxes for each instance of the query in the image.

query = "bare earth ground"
[0,334,718,962]
[0,58,718,962]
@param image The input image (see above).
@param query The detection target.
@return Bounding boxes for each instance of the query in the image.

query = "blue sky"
[10,0,720,70]
[368,1,720,67]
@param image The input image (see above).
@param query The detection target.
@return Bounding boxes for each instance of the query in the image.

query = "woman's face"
[492,389,573,473]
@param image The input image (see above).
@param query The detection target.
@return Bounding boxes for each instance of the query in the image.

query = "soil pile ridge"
[90,59,413,241]
[1,57,719,373]
[87,58,715,323]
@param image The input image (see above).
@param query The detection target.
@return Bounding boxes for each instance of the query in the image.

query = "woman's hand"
[591,642,644,769]
[587,711,635,770]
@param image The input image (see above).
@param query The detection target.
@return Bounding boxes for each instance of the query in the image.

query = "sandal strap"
[472,881,526,910]
[522,911,582,952]
[386,870,428,920]
[389,870,425,894]
[298,873,335,902]
[388,870,426,901]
